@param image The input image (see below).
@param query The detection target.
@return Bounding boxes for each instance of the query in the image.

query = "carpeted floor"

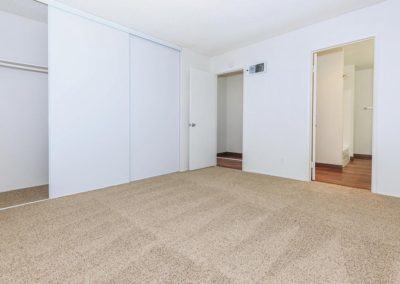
[1,167,400,283]
[0,185,49,210]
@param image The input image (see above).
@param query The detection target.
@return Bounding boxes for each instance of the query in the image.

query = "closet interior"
[0,0,48,209]
[217,70,243,170]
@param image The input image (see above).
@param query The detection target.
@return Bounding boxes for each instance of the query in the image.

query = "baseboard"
[0,185,49,210]
[315,163,343,170]
[217,152,243,159]
[354,154,372,160]
[0,184,49,194]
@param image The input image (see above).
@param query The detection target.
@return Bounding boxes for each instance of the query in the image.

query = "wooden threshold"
[217,152,242,170]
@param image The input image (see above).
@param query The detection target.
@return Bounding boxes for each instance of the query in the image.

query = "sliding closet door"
[48,8,130,198]
[130,36,180,181]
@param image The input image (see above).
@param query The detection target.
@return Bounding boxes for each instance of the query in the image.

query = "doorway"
[217,70,244,170]
[311,39,374,190]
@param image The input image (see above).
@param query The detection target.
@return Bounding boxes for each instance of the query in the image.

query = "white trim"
[312,36,375,54]
[370,35,379,195]
[310,53,317,180]
[217,67,246,76]
[129,36,132,181]
[217,68,245,76]
[0,198,48,211]
[178,50,183,172]
[35,0,181,51]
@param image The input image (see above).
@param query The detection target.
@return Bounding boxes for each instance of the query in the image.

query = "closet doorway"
[0,0,48,209]
[311,39,374,190]
[217,70,244,170]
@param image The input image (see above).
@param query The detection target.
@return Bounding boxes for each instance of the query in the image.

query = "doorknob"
[189,123,196,127]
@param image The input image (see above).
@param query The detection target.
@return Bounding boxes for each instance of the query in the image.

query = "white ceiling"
[51,0,385,55]
[0,0,47,22]
[1,0,385,56]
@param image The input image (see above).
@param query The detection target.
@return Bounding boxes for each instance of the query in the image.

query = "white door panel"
[189,68,217,170]
[130,36,180,181]
[48,7,130,198]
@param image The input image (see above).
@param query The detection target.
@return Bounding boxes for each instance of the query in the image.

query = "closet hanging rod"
[0,59,48,74]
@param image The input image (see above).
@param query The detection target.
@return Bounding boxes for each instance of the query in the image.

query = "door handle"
[189,123,196,127]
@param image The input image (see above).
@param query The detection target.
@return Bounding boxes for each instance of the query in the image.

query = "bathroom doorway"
[311,39,374,190]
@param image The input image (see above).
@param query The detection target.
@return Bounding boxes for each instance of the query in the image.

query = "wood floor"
[217,152,242,170]
[315,158,372,190]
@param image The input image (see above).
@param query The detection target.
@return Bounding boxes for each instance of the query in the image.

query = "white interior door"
[311,53,318,180]
[189,68,217,170]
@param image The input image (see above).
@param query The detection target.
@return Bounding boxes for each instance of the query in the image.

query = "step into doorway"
[217,152,242,170]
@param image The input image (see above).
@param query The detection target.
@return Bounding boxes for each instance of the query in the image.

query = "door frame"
[311,53,318,180]
[310,36,377,193]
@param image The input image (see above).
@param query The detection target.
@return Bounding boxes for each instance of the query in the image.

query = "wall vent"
[247,62,266,74]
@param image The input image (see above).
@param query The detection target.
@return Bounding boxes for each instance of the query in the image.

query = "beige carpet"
[1,167,400,283]
[0,185,49,209]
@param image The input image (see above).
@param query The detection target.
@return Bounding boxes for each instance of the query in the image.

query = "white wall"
[180,49,210,171]
[130,35,180,181]
[316,50,344,166]
[48,7,130,198]
[354,68,374,155]
[343,65,355,158]
[0,10,47,66]
[0,11,48,193]
[210,0,400,197]
[217,74,243,153]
